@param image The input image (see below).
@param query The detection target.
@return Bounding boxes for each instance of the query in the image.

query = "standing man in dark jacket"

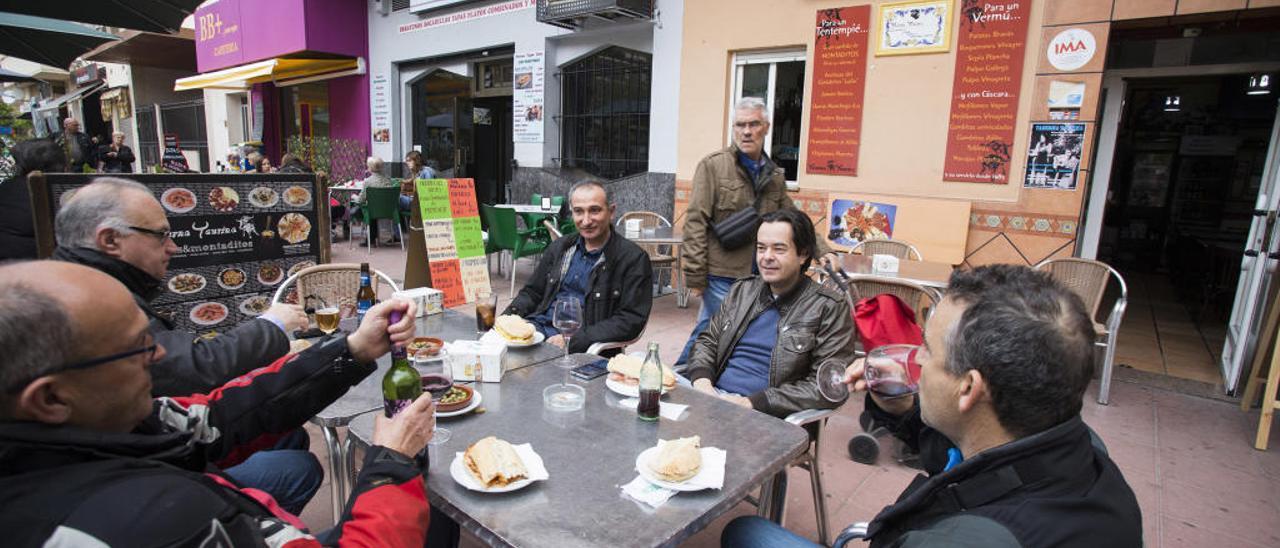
[96,131,135,173]
[678,97,838,364]
[54,117,94,172]
[721,265,1142,547]
[0,261,436,547]
[684,208,854,418]
[504,180,652,355]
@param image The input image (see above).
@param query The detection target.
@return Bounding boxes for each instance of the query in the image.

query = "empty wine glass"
[544,297,585,411]
[418,353,453,445]
[815,361,849,403]
[552,297,582,370]
[864,344,922,399]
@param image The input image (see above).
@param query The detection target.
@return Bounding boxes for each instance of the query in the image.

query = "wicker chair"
[849,239,923,261]
[615,211,682,300]
[1035,258,1128,405]
[271,263,402,313]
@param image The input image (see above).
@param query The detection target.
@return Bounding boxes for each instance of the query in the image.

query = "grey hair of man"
[367,156,385,174]
[0,280,75,412]
[567,180,612,205]
[734,96,772,122]
[55,177,154,249]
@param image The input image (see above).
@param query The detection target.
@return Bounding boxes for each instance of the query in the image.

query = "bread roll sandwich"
[607,354,676,389]
[649,436,702,482]
[494,315,535,344]
[464,436,528,488]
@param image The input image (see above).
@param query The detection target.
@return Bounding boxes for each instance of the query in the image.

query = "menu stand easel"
[1241,282,1280,450]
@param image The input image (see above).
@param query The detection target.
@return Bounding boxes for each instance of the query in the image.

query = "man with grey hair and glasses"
[678,96,840,365]
[51,177,320,514]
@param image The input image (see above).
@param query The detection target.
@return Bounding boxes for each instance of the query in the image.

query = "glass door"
[1222,98,1280,392]
[411,70,473,178]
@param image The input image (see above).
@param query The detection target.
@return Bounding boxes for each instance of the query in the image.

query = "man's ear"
[956,369,987,414]
[95,228,123,257]
[12,377,73,425]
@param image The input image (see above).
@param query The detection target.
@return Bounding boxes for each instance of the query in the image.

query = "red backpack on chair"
[853,294,923,381]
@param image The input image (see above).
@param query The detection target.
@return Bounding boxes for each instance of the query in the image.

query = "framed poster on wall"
[875,0,953,56]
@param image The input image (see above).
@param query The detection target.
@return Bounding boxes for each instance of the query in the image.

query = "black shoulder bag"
[711,180,765,250]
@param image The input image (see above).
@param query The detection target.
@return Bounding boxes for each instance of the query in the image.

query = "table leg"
[676,246,688,308]
[343,433,358,498]
[321,426,347,523]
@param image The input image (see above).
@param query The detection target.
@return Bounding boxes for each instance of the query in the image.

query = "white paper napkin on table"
[618,397,689,420]
[452,443,549,490]
[621,476,677,508]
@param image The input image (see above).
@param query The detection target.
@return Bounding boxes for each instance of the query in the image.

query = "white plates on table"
[502,331,544,348]
[605,377,671,398]
[449,444,546,493]
[634,446,717,492]
[436,390,482,418]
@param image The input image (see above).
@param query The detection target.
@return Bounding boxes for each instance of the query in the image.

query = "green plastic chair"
[480,203,549,295]
[353,187,403,253]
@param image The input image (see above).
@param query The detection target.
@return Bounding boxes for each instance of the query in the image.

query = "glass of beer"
[475,293,497,335]
[316,307,341,335]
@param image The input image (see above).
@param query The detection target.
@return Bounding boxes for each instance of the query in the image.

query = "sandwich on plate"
[607,354,676,389]
[494,314,535,344]
[465,436,529,488]
[649,436,702,482]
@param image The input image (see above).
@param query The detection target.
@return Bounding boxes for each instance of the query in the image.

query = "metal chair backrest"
[845,273,941,327]
[479,203,520,251]
[271,263,402,311]
[849,239,923,261]
[362,186,401,222]
[1035,257,1128,320]
[616,211,673,256]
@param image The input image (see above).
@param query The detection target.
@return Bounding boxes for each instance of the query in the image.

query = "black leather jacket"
[504,232,652,355]
[686,276,855,417]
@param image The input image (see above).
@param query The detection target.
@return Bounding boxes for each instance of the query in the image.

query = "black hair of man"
[943,264,1096,438]
[759,208,817,272]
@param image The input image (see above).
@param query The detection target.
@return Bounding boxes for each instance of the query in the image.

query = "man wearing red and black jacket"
[0,261,436,547]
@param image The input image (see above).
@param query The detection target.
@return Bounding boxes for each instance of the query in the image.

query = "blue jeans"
[720,515,821,548]
[224,429,323,516]
[676,274,736,365]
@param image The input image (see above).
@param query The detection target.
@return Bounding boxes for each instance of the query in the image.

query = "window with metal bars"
[560,46,651,179]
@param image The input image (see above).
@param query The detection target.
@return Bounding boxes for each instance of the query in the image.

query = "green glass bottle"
[382,311,421,418]
[638,342,662,421]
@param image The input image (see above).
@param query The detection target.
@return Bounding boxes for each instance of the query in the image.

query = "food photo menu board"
[415,178,491,307]
[941,0,1030,183]
[806,5,871,176]
[30,173,329,335]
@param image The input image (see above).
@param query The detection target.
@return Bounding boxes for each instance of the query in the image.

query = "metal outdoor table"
[629,226,688,308]
[309,309,566,521]
[841,254,955,289]
[346,353,810,548]
[495,204,559,214]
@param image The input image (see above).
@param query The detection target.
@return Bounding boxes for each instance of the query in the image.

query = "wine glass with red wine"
[864,344,922,399]
[419,356,453,445]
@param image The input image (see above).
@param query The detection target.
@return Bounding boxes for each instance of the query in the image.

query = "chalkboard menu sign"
[29,173,330,335]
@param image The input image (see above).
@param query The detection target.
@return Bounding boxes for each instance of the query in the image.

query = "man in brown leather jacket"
[684,208,855,418]
[678,97,837,364]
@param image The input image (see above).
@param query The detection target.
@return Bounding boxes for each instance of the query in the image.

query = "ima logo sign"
[1047,28,1097,71]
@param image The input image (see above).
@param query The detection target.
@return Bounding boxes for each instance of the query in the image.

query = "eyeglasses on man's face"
[734,120,767,130]
[5,333,158,393]
[127,225,172,241]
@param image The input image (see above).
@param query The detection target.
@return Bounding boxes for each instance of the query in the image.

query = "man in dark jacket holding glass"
[721,265,1142,547]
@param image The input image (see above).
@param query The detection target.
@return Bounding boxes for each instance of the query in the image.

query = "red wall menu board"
[416,178,491,307]
[806,5,871,176]
[30,173,329,335]
[941,0,1030,183]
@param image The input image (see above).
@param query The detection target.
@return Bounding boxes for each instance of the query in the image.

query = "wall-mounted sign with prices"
[806,5,871,177]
